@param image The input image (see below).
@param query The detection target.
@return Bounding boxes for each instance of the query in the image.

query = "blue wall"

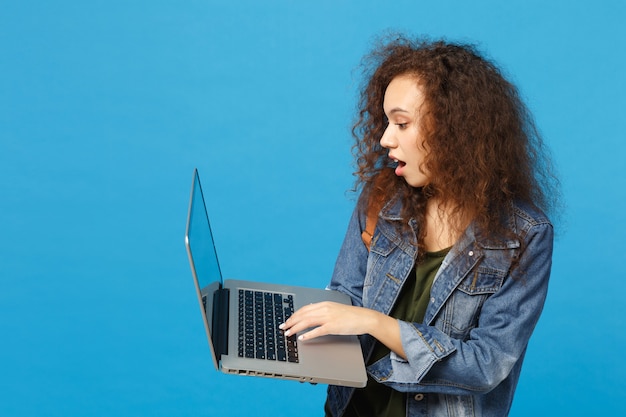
[1,1,624,415]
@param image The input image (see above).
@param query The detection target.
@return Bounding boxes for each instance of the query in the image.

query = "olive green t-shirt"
[340,248,449,417]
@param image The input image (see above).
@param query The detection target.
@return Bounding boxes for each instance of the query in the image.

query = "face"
[380,74,430,188]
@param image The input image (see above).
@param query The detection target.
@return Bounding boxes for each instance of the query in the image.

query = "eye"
[396,123,408,130]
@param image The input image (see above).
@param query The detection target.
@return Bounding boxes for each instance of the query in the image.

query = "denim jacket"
[325,195,553,417]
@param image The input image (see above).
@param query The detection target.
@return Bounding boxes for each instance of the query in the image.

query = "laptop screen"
[185,169,223,368]
[185,169,223,290]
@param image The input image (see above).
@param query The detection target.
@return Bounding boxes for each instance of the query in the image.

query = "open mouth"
[390,157,406,176]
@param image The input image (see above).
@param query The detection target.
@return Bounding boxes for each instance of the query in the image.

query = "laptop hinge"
[211,287,230,360]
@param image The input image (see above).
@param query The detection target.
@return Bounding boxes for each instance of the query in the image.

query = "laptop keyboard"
[237,289,299,363]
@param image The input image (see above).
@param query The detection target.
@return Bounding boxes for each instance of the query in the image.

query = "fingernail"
[298,335,304,341]
[284,330,291,336]
[278,323,285,329]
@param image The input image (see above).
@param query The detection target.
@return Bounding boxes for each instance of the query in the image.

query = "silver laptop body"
[184,169,367,388]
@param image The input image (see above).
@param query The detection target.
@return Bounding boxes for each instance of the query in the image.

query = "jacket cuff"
[368,320,456,385]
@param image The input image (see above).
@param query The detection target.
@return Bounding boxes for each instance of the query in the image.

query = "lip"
[388,154,406,176]
[388,154,405,166]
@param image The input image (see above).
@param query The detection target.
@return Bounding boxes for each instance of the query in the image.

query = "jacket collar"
[378,194,520,251]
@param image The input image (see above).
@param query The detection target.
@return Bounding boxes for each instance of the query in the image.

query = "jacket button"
[414,393,424,401]
[468,250,474,256]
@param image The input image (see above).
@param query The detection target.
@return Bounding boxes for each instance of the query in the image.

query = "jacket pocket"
[440,267,505,340]
[365,231,396,288]
[439,393,475,416]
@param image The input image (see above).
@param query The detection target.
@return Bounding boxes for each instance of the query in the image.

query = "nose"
[380,124,396,149]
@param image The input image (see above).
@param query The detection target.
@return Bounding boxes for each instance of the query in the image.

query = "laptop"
[184,169,367,388]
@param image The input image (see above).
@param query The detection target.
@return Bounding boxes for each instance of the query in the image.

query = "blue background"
[2,1,624,416]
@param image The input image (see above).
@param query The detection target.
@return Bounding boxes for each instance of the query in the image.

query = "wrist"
[368,311,406,359]
[367,310,394,339]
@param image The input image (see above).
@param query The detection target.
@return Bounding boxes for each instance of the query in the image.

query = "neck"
[422,198,470,252]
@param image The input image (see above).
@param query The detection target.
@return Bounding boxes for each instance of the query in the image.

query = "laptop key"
[237,289,298,363]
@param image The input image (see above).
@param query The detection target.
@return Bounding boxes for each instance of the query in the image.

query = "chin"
[405,178,429,188]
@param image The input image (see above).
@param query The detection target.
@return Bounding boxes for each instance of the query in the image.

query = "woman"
[281,36,558,416]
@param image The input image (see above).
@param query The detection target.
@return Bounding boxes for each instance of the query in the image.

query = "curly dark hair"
[353,35,559,252]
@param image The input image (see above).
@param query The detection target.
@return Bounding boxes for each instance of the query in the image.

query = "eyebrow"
[386,107,411,116]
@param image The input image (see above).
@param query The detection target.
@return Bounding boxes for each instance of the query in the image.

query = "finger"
[297,325,330,341]
[281,308,330,337]
[280,302,325,330]
[282,314,320,336]
[279,312,304,331]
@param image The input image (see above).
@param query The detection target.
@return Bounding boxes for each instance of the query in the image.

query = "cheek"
[414,138,430,169]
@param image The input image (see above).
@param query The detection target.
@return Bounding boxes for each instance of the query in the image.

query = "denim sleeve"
[326,203,369,308]
[368,221,554,394]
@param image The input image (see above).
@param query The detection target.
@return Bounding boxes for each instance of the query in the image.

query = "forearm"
[365,309,406,360]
